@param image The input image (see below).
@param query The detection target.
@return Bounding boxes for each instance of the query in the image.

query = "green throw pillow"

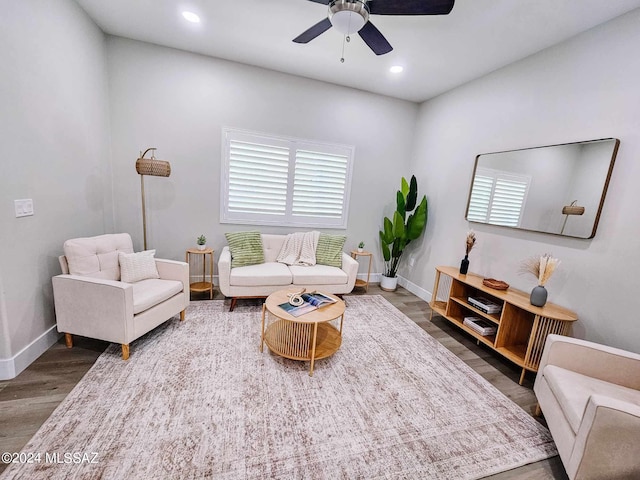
[316,233,346,268]
[225,231,265,268]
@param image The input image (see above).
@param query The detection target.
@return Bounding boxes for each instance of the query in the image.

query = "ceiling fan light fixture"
[329,0,369,35]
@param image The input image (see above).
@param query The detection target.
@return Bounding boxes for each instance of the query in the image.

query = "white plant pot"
[197,245,206,251]
[380,275,398,292]
[357,248,363,253]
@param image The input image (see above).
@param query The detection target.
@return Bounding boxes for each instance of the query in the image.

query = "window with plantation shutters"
[466,168,530,227]
[221,128,354,228]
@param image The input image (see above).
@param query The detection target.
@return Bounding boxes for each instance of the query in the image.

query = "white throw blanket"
[276,231,320,266]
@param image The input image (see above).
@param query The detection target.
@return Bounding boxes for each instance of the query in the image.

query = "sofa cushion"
[262,234,286,263]
[225,231,265,268]
[119,250,159,283]
[64,233,134,280]
[131,279,183,315]
[229,262,292,287]
[289,265,348,285]
[315,233,346,267]
[544,364,640,433]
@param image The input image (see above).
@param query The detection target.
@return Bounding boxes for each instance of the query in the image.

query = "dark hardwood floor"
[0,285,567,478]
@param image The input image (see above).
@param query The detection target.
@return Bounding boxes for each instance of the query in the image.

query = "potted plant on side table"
[197,234,207,251]
[379,175,428,291]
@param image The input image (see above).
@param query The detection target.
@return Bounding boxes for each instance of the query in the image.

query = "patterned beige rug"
[1,296,556,479]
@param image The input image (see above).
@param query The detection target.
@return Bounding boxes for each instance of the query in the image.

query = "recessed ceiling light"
[182,11,200,23]
[390,66,404,74]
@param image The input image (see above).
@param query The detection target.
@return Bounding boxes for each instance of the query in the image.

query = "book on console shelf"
[278,292,337,317]
[467,296,502,314]
[463,316,497,336]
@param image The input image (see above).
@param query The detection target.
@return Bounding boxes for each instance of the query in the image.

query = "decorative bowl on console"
[482,278,509,290]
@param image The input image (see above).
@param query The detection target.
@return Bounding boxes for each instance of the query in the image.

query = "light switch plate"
[14,199,34,218]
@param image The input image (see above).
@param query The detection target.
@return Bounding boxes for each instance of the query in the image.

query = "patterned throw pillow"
[225,231,265,268]
[315,234,346,268]
[118,250,159,283]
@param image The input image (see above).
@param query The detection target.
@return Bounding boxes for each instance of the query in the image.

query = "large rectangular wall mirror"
[465,138,619,239]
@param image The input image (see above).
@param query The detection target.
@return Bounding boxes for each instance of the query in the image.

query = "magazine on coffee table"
[278,292,337,317]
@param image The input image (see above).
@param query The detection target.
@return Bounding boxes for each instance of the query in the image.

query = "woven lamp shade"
[562,205,585,215]
[136,157,171,177]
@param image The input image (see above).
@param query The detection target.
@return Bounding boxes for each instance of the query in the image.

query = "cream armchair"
[534,334,640,480]
[52,233,189,360]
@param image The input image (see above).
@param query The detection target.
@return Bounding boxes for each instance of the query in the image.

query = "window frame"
[220,128,355,229]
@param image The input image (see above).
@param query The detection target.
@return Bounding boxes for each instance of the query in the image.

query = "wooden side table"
[185,248,214,299]
[350,250,373,292]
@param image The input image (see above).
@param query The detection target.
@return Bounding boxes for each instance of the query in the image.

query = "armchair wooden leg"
[230,298,238,312]
[64,333,73,348]
[534,403,542,416]
[122,344,129,360]
[180,309,186,321]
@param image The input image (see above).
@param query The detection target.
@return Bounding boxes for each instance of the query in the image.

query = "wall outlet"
[14,199,34,218]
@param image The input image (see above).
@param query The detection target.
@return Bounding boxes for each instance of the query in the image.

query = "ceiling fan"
[293,0,455,56]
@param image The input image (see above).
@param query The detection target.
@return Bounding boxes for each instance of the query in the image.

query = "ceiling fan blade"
[358,21,393,55]
[368,0,455,15]
[293,18,333,44]
[306,0,331,4]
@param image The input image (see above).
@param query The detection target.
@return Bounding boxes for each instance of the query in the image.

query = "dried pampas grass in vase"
[520,254,560,307]
[459,231,476,275]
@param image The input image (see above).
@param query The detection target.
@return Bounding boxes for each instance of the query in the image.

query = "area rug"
[0,296,556,479]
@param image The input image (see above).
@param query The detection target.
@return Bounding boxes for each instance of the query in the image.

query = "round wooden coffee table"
[260,289,345,376]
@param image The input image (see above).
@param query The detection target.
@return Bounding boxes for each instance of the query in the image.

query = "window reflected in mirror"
[466,138,619,239]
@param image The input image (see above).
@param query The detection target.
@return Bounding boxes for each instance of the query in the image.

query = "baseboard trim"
[357,272,382,283]
[0,325,60,380]
[397,276,433,303]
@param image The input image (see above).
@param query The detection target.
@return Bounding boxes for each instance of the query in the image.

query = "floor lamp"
[136,148,171,250]
[560,200,585,235]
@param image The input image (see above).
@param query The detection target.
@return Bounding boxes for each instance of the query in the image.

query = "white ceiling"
[75,0,640,103]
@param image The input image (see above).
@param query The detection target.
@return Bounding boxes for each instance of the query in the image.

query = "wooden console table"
[430,266,578,384]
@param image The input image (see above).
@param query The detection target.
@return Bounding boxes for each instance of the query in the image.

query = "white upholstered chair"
[534,334,640,480]
[52,233,189,360]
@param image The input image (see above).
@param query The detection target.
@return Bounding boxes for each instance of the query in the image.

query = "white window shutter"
[489,177,528,227]
[467,168,529,227]
[467,174,493,222]
[227,139,289,216]
[292,149,348,219]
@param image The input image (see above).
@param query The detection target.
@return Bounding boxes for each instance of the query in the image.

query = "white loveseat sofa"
[534,334,640,480]
[52,233,189,359]
[218,233,358,310]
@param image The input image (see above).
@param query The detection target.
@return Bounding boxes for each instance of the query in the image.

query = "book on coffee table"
[278,292,337,317]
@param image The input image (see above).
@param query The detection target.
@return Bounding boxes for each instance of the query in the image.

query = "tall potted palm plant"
[379,175,428,291]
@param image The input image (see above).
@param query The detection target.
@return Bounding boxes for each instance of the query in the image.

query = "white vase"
[380,275,398,292]
[197,244,206,251]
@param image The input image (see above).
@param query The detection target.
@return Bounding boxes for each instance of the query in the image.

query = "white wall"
[105,37,418,265]
[408,8,640,352]
[0,0,112,377]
